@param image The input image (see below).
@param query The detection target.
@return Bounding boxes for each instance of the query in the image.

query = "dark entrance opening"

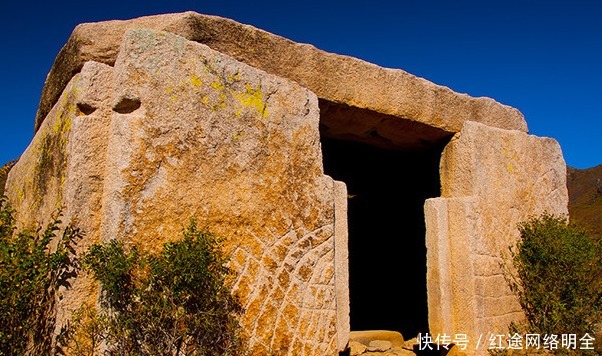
[319,99,452,339]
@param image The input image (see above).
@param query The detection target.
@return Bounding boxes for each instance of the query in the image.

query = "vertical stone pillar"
[425,121,568,354]
[334,181,350,352]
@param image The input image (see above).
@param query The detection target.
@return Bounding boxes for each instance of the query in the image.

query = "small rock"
[349,340,367,355]
[392,348,417,356]
[350,330,405,348]
[446,344,467,356]
[402,337,418,351]
[368,339,392,352]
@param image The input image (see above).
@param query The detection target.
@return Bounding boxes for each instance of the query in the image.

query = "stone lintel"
[35,11,527,136]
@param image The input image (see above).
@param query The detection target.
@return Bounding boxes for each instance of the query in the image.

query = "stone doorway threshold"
[346,330,417,355]
[344,330,460,356]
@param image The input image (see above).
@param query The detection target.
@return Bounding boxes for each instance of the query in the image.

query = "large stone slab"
[8,28,345,355]
[34,12,526,135]
[425,121,568,354]
[5,59,114,343]
[105,28,340,355]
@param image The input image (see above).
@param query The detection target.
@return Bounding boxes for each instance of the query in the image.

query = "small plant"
[0,197,244,355]
[77,220,245,355]
[0,160,16,197]
[0,197,80,355]
[507,213,602,338]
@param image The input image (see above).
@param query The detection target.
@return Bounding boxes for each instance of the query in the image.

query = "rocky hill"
[567,164,602,237]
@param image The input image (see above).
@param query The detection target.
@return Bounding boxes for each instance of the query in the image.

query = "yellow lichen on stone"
[236,83,268,118]
[189,73,203,87]
[16,187,25,205]
[52,113,72,136]
[218,93,227,110]
[227,72,241,83]
[29,80,78,213]
[211,78,225,91]
[233,131,245,140]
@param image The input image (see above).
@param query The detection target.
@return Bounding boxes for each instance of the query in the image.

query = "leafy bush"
[0,160,16,197]
[0,195,244,355]
[75,220,245,355]
[0,197,80,355]
[508,213,602,336]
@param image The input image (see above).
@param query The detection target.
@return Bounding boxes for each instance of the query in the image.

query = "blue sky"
[0,0,600,169]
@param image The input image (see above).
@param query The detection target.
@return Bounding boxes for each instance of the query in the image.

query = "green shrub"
[0,195,244,355]
[508,213,602,336]
[0,160,16,197]
[77,220,245,355]
[0,197,80,355]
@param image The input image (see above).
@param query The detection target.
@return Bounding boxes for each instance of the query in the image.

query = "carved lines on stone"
[230,224,336,355]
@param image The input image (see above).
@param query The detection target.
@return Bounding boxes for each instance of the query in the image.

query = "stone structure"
[4,12,568,355]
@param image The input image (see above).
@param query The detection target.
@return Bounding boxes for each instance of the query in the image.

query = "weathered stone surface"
[425,121,568,353]
[368,340,393,352]
[348,331,411,355]
[318,100,454,150]
[35,12,526,136]
[447,344,469,356]
[350,340,368,355]
[8,28,344,355]
[350,330,405,348]
[5,60,114,344]
[393,348,417,356]
[106,28,340,354]
[334,181,350,352]
[402,337,419,351]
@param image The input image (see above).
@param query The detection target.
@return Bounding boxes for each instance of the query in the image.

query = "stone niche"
[5,12,567,356]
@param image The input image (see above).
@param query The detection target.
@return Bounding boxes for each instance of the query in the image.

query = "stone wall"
[425,121,568,354]
[5,60,111,346]
[7,28,348,355]
[5,11,571,356]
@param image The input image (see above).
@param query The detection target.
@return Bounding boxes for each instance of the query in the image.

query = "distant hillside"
[567,164,602,238]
